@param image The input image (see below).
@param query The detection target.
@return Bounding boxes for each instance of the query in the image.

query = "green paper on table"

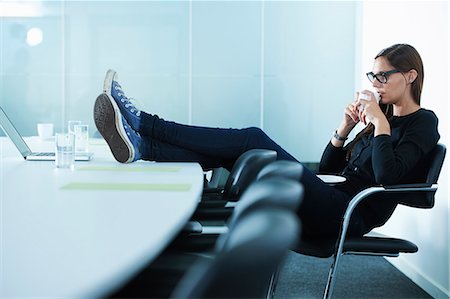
[61,182,191,191]
[77,166,181,172]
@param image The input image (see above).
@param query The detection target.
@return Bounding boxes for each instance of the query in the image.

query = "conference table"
[0,136,204,298]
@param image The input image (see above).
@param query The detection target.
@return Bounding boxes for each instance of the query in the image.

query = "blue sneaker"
[103,69,141,131]
[94,93,141,163]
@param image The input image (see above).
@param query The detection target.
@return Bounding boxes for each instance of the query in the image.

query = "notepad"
[77,166,182,172]
[61,182,191,191]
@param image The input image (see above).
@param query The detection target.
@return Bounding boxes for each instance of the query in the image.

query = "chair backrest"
[425,143,446,184]
[171,208,300,299]
[222,149,277,200]
[225,177,303,232]
[397,143,446,208]
[257,160,303,182]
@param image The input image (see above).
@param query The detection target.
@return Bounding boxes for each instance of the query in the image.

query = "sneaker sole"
[94,93,135,163]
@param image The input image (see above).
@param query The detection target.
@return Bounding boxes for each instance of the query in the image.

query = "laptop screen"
[0,106,33,158]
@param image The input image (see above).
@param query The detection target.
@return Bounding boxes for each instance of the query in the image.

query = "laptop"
[0,106,93,161]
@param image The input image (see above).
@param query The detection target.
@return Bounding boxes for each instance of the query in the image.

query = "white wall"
[358,1,449,297]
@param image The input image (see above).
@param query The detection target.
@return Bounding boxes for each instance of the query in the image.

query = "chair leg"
[266,266,281,299]
[323,253,342,299]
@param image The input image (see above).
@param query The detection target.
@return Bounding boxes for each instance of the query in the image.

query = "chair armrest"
[333,183,438,258]
[383,183,435,190]
[382,183,438,208]
[345,183,437,219]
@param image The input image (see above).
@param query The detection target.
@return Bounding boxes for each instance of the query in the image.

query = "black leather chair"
[114,177,303,298]
[215,176,303,250]
[191,149,277,222]
[179,177,304,252]
[296,143,446,299]
[257,160,304,182]
[171,208,301,299]
[202,149,277,201]
[185,160,303,239]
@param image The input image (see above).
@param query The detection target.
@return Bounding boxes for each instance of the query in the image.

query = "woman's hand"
[357,90,381,125]
[357,90,390,136]
[332,93,361,147]
[343,92,361,126]
[339,91,361,134]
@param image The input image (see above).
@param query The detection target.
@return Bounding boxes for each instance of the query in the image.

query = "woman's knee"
[244,127,269,147]
[245,126,265,137]
[245,127,266,140]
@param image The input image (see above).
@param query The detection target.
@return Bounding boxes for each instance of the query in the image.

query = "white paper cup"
[358,90,381,112]
[37,123,54,140]
[359,90,380,102]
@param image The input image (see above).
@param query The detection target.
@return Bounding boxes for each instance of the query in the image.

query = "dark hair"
[346,44,424,160]
[375,43,424,104]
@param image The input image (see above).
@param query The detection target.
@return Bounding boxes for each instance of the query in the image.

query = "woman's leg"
[97,81,363,237]
[140,136,235,170]
[298,166,366,238]
[105,70,297,162]
[140,112,298,162]
[94,93,230,168]
[141,112,366,238]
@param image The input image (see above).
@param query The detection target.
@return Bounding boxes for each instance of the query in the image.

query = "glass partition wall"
[1,1,191,137]
[0,1,357,162]
[1,2,64,135]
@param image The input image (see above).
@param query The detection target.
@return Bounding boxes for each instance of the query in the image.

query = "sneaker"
[94,93,141,163]
[103,69,141,132]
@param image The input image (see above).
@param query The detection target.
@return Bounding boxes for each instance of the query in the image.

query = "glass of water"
[55,133,75,169]
[68,120,81,135]
[74,124,89,153]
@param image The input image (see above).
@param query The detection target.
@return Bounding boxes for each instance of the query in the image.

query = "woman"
[94,44,439,239]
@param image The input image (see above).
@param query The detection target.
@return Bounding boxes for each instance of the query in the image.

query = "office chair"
[295,143,446,299]
[178,176,304,252]
[190,159,303,230]
[257,160,304,181]
[114,177,303,298]
[202,149,277,201]
[183,160,303,244]
[190,148,277,222]
[171,208,301,299]
[215,176,303,249]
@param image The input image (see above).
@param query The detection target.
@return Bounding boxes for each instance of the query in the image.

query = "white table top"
[0,137,204,298]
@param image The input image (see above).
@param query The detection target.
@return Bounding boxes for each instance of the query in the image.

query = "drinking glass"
[55,133,75,169]
[74,124,89,153]
[68,120,81,135]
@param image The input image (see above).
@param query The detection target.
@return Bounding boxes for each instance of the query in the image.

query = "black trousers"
[138,111,366,238]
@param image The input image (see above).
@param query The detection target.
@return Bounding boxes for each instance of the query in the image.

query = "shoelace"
[114,84,141,116]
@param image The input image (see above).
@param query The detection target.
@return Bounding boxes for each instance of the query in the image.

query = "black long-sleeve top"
[319,108,440,231]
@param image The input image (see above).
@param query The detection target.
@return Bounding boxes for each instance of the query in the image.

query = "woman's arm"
[320,94,361,173]
[319,141,348,173]
[372,111,440,185]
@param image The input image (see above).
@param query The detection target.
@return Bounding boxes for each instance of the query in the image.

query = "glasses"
[366,69,401,84]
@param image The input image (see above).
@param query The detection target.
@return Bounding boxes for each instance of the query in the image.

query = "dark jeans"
[139,112,366,238]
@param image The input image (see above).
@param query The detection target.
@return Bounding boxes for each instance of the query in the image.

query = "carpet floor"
[274,252,432,299]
